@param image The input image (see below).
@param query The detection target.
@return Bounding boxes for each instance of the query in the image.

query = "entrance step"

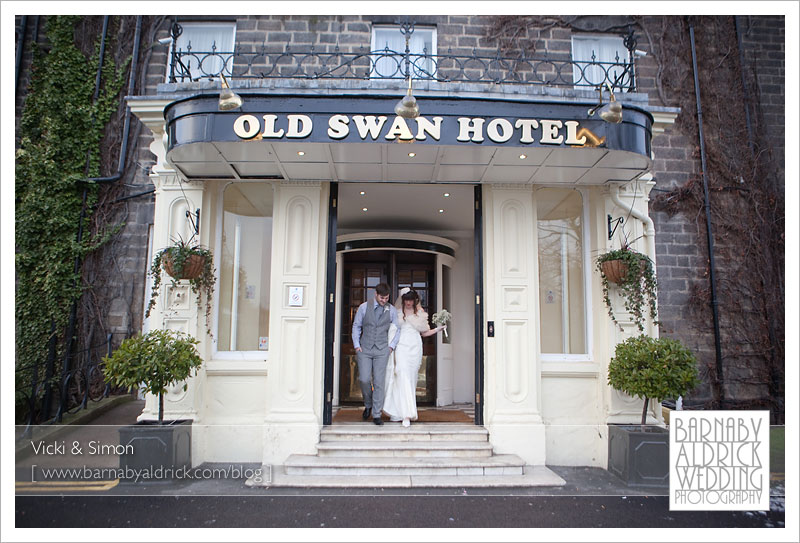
[247,424,566,488]
[285,454,524,476]
[319,424,489,442]
[262,465,565,488]
[316,440,493,458]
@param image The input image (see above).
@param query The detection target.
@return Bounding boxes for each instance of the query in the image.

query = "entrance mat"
[332,408,472,424]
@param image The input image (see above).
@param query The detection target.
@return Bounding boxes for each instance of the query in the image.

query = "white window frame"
[167,22,236,81]
[537,186,593,363]
[370,24,437,79]
[571,33,630,89]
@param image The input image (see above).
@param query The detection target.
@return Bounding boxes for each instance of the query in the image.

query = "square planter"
[118,419,192,482]
[607,424,669,487]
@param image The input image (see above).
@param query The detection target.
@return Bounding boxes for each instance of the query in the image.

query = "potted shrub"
[596,246,658,332]
[146,236,215,336]
[606,334,700,487]
[103,329,204,481]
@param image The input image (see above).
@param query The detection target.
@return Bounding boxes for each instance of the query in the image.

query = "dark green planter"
[118,419,192,482]
[607,424,669,487]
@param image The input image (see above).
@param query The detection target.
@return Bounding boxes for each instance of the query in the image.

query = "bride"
[382,287,446,427]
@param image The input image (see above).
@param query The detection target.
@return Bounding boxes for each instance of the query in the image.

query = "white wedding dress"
[382,312,429,422]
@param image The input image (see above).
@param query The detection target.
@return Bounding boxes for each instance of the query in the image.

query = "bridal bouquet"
[432,309,451,338]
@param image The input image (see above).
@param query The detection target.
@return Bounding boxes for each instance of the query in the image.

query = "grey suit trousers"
[356,346,390,418]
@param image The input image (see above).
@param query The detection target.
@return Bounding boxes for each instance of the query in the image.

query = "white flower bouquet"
[432,309,452,338]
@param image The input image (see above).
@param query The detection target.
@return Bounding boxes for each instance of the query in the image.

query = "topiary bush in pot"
[606,334,700,486]
[103,329,203,424]
[103,329,204,480]
[608,334,700,428]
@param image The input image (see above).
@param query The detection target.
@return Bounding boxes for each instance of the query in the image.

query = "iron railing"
[17,331,130,432]
[169,44,637,92]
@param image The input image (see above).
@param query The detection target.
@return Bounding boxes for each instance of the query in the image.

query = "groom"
[351,282,400,425]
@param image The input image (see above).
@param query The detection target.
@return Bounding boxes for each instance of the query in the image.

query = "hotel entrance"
[323,182,478,423]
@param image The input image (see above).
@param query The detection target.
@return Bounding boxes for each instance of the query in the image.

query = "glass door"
[337,250,437,405]
[395,257,436,405]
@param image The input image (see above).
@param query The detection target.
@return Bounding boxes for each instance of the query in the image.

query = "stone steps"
[319,424,489,442]
[259,465,566,488]
[247,424,567,488]
[285,454,524,476]
[316,440,494,457]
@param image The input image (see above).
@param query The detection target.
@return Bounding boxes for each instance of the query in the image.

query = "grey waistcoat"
[360,302,392,351]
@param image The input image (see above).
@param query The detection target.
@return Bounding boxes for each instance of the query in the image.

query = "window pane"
[218,183,273,351]
[537,189,586,354]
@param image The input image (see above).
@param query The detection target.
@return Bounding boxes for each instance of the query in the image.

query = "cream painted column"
[129,100,210,463]
[483,184,546,465]
[601,179,664,426]
[261,181,329,466]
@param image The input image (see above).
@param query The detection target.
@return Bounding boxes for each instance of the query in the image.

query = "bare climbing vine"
[486,15,785,422]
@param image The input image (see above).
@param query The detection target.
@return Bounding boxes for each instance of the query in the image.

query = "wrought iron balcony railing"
[168,44,636,92]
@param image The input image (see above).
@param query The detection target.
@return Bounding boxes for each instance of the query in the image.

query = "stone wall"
[636,16,784,411]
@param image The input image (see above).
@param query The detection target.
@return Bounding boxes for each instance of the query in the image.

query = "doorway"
[338,250,437,406]
[322,182,482,425]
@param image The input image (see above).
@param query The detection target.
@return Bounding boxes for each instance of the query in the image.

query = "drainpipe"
[85,15,143,184]
[734,16,755,160]
[689,19,725,407]
[609,183,657,336]
[15,16,27,93]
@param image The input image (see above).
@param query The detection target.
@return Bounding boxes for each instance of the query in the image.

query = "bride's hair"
[400,289,420,319]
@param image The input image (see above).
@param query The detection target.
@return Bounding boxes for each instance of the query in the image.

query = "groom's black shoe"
[373,417,384,426]
[362,408,371,420]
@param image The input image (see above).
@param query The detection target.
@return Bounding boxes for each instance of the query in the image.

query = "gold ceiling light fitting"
[394,76,420,119]
[218,73,243,111]
[587,82,622,124]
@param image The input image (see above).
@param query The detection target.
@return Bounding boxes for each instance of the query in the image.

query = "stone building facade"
[14,14,785,469]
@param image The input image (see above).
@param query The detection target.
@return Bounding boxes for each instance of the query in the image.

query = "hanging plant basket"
[146,237,216,337]
[163,253,206,280]
[596,247,659,332]
[600,259,629,284]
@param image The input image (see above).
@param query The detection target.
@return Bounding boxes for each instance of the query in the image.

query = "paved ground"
[13,397,788,530]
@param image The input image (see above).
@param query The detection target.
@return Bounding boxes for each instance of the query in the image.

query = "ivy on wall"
[15,16,127,417]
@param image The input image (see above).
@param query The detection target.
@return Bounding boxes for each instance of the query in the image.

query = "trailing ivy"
[15,16,127,419]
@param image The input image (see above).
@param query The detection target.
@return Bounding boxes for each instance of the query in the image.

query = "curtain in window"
[372,27,435,78]
[173,23,235,78]
[571,36,629,88]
